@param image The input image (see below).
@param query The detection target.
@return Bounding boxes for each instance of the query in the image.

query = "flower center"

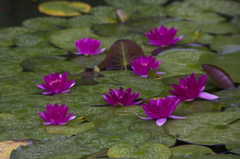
[49,79,61,86]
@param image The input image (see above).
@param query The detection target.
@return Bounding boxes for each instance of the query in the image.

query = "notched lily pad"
[166,112,240,145]
[38,1,91,16]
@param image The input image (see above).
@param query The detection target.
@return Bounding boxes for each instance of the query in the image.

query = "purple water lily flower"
[102,87,140,106]
[37,72,75,95]
[38,104,76,125]
[74,37,106,55]
[131,55,164,77]
[145,25,183,47]
[169,73,219,101]
[140,96,186,126]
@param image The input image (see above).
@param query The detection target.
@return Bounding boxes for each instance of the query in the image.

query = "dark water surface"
[0,0,107,28]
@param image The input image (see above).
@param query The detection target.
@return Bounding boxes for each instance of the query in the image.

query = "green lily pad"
[185,0,240,16]
[129,120,176,147]
[48,27,98,51]
[67,15,112,28]
[10,137,100,159]
[0,128,28,142]
[38,1,91,16]
[22,17,68,31]
[33,61,84,75]
[214,89,240,100]
[170,145,214,157]
[172,154,240,159]
[96,116,143,135]
[166,2,224,22]
[105,0,167,7]
[173,101,214,117]
[0,26,32,42]
[76,128,122,149]
[0,61,23,78]
[156,49,207,78]
[199,52,240,83]
[69,53,106,68]
[108,142,171,159]
[114,105,145,117]
[14,33,46,47]
[166,112,240,145]
[1,46,67,64]
[210,34,240,53]
[226,143,240,154]
[45,121,95,137]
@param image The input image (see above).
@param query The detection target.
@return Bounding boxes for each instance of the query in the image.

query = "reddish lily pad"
[99,39,144,69]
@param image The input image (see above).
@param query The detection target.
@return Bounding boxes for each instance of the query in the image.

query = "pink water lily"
[37,72,75,95]
[131,55,164,77]
[145,25,183,47]
[169,73,219,101]
[140,96,186,126]
[74,37,105,55]
[38,104,76,125]
[102,87,140,106]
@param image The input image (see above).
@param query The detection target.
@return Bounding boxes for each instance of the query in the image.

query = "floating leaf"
[38,1,91,16]
[0,140,31,159]
[108,142,171,159]
[10,137,100,159]
[170,145,214,157]
[22,17,68,31]
[166,112,240,145]
[105,0,168,7]
[199,52,240,83]
[99,39,144,69]
[201,64,235,89]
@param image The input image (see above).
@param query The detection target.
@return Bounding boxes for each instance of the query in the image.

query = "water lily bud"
[194,28,201,42]
[116,9,129,24]
[148,68,157,78]
[93,65,100,72]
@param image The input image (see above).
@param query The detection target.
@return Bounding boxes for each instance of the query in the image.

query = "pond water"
[0,0,240,159]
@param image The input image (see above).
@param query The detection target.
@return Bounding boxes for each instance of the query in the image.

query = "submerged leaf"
[201,64,235,89]
[99,39,144,69]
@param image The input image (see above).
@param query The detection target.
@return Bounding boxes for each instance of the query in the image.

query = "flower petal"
[198,92,219,100]
[156,118,167,126]
[169,115,187,119]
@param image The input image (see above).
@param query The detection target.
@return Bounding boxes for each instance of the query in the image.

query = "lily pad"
[156,49,207,78]
[0,27,32,42]
[166,112,240,145]
[0,61,23,78]
[1,46,67,64]
[14,33,46,47]
[185,0,240,16]
[210,34,240,53]
[33,61,84,75]
[170,145,214,157]
[129,120,176,147]
[67,15,112,28]
[96,116,143,135]
[166,2,224,22]
[22,17,68,31]
[10,137,100,159]
[48,27,98,51]
[199,52,240,83]
[38,1,91,16]
[105,0,168,7]
[226,143,240,154]
[108,142,171,159]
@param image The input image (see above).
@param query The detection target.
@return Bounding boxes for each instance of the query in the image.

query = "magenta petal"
[169,115,187,119]
[198,92,219,100]
[156,118,167,126]
[139,116,153,120]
